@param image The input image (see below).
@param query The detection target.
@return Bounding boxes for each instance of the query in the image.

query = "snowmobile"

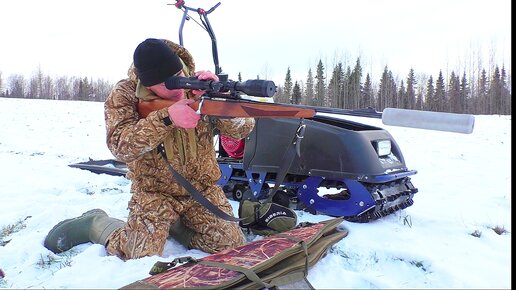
[71,0,474,223]
[216,115,418,222]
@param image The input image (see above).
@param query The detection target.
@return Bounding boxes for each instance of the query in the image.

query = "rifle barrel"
[276,103,383,119]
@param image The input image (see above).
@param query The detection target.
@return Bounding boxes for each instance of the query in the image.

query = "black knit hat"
[133,38,183,87]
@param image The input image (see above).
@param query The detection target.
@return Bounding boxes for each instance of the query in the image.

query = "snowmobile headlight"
[373,140,391,157]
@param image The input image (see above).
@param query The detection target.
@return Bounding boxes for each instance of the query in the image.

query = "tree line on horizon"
[0,67,113,102]
[274,58,511,115]
[0,59,512,115]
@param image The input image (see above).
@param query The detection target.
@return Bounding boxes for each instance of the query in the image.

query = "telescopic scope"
[165,76,276,98]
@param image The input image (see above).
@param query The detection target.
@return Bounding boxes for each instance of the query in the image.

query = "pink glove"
[191,70,219,96]
[167,99,200,128]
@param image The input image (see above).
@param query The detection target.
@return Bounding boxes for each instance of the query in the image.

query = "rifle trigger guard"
[196,98,204,115]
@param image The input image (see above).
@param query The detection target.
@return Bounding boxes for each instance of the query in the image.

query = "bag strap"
[266,119,306,203]
[199,260,273,289]
[158,144,243,222]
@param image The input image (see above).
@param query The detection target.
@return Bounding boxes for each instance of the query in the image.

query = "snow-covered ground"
[0,97,511,289]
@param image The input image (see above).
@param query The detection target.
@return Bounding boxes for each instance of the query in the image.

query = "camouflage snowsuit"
[104,40,255,260]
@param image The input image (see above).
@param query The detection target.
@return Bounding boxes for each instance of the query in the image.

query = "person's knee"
[190,222,245,253]
[222,223,246,248]
[106,220,169,260]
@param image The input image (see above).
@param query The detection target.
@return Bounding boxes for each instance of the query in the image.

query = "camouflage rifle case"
[121,217,348,289]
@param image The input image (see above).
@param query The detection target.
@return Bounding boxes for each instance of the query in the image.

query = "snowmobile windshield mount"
[173,0,223,76]
[170,0,276,99]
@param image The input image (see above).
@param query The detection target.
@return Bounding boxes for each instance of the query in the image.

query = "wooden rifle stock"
[137,98,316,119]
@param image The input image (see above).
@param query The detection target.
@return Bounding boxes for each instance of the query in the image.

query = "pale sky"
[0,0,511,86]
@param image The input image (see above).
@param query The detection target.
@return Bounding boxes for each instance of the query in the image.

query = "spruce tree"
[459,72,469,114]
[283,67,293,104]
[389,72,398,108]
[377,66,397,110]
[448,71,461,113]
[361,73,374,109]
[415,88,424,110]
[397,80,406,109]
[292,81,302,104]
[315,60,326,106]
[424,76,435,111]
[405,68,416,109]
[377,66,390,111]
[434,71,446,112]
[477,69,488,114]
[305,69,315,106]
[349,58,362,109]
[500,66,511,114]
[488,66,502,114]
[328,63,343,108]
[341,66,351,109]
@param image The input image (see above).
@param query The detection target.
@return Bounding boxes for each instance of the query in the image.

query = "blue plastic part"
[217,162,234,187]
[217,161,417,217]
[297,176,376,217]
[217,162,267,199]
[245,170,268,198]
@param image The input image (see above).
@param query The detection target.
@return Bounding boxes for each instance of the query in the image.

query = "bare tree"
[0,71,4,96]
[55,76,71,100]
[7,74,26,98]
[27,75,38,98]
[42,75,55,99]
[35,66,44,98]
